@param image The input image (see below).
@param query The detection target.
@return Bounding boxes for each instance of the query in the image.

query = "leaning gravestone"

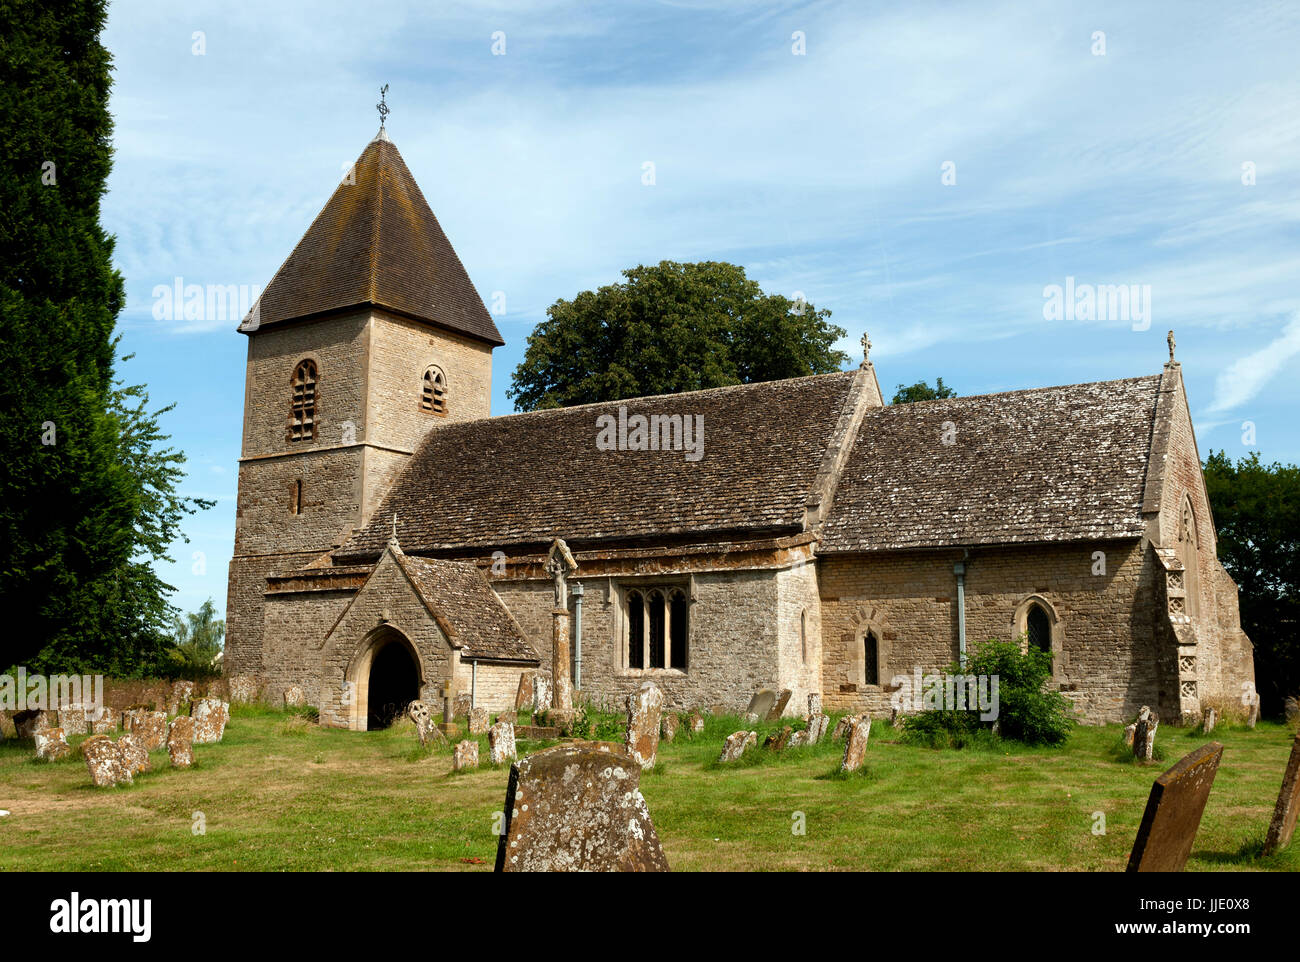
[1201,707,1218,734]
[489,721,517,765]
[832,715,859,741]
[841,718,871,773]
[453,740,478,771]
[625,681,664,769]
[807,713,830,744]
[1262,732,1300,856]
[661,713,679,744]
[408,700,443,748]
[743,689,776,724]
[1133,707,1159,761]
[764,725,794,751]
[59,706,88,736]
[136,711,168,752]
[766,689,793,721]
[718,730,757,763]
[453,692,473,721]
[515,671,536,712]
[167,717,195,769]
[1126,742,1223,872]
[468,706,490,735]
[81,735,133,787]
[118,733,151,776]
[191,698,229,745]
[494,742,669,872]
[1123,723,1137,746]
[34,727,71,761]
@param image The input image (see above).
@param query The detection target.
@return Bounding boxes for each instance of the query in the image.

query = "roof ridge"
[870,372,1163,410]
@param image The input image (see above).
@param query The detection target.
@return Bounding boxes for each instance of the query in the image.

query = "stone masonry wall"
[775,560,822,715]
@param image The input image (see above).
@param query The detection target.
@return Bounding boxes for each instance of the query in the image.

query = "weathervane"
[860,331,872,368]
[376,84,390,129]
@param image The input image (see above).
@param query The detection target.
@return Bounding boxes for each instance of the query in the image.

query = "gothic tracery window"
[624,586,688,671]
[1027,603,1052,654]
[289,360,317,442]
[421,366,447,416]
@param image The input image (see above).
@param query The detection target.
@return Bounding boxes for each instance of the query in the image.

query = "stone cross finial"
[545,538,578,608]
[1167,330,1176,363]
[388,513,399,546]
[376,84,390,129]
[860,331,871,368]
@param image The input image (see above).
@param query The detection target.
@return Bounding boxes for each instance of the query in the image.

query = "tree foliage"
[169,598,225,679]
[1203,450,1300,714]
[891,377,957,404]
[507,260,848,410]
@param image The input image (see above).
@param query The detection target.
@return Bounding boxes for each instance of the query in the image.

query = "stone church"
[225,127,1255,729]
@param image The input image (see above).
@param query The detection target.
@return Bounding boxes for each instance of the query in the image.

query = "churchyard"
[1,701,1296,872]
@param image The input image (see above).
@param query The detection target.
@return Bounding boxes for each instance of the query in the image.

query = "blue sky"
[99,0,1300,620]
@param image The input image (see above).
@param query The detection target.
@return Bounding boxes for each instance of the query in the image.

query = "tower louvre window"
[289,360,317,442]
[421,366,447,416]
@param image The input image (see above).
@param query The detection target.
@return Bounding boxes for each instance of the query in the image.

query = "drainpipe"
[471,659,478,709]
[954,550,970,670]
[572,581,584,691]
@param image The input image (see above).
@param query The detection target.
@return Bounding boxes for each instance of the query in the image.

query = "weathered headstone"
[688,712,705,734]
[408,700,443,748]
[808,692,823,717]
[515,671,536,712]
[840,718,871,773]
[191,698,229,745]
[228,674,260,705]
[34,727,70,761]
[832,715,859,741]
[283,685,305,709]
[205,677,229,702]
[58,706,89,736]
[766,689,793,721]
[533,672,553,713]
[118,733,151,776]
[167,680,195,716]
[764,725,794,751]
[497,709,518,725]
[718,730,757,763]
[454,692,473,721]
[806,713,830,744]
[468,706,490,735]
[744,689,776,724]
[135,711,168,752]
[90,707,120,735]
[489,721,517,765]
[1201,707,1218,734]
[1246,696,1260,730]
[81,735,132,787]
[494,742,669,872]
[1133,707,1159,761]
[122,708,145,733]
[661,713,679,743]
[167,716,195,768]
[787,729,810,748]
[1126,742,1223,872]
[1262,732,1300,856]
[1123,723,1137,747]
[453,740,479,771]
[14,709,47,739]
[1284,696,1299,725]
[625,681,665,769]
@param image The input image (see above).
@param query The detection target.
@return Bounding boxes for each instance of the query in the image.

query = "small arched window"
[623,584,689,671]
[627,591,644,669]
[863,630,880,686]
[421,366,447,416]
[669,589,689,670]
[1027,604,1052,654]
[289,360,317,442]
[800,609,808,664]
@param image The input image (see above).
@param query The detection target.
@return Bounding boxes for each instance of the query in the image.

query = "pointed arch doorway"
[347,626,423,731]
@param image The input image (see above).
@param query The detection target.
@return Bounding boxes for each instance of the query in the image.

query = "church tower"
[224,124,503,677]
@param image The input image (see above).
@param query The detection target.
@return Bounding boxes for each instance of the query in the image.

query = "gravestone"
[468,706,490,735]
[191,698,229,745]
[228,674,260,705]
[1246,697,1260,730]
[1284,696,1299,725]
[744,689,776,723]
[840,718,871,773]
[454,692,473,721]
[497,709,518,725]
[1201,707,1217,734]
[167,717,195,768]
[14,709,47,739]
[408,700,443,748]
[167,680,195,716]
[90,708,120,735]
[764,725,794,751]
[489,721,517,765]
[122,708,145,733]
[34,727,70,761]
[1127,742,1223,872]
[453,740,478,771]
[624,681,664,769]
[808,692,823,717]
[661,713,679,743]
[0,711,15,740]
[807,713,830,744]
[494,742,669,872]
[515,671,536,712]
[59,706,88,736]
[787,729,809,748]
[718,730,757,763]
[205,677,229,702]
[688,713,705,734]
[283,686,306,709]
[832,715,859,741]
[81,735,132,787]
[136,711,168,752]
[1123,723,1137,747]
[533,673,553,713]
[1133,707,1159,761]
[1262,732,1300,856]
[118,733,151,776]
[767,689,793,721]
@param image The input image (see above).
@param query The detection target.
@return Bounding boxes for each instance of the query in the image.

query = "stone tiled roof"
[818,375,1163,552]
[338,371,862,557]
[244,134,503,345]
[395,552,537,663]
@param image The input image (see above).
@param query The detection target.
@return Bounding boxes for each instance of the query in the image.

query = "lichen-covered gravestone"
[454,740,479,771]
[1201,707,1217,734]
[832,715,859,741]
[82,735,132,787]
[58,706,88,736]
[167,716,195,768]
[1126,742,1223,872]
[408,700,443,748]
[624,681,664,769]
[118,733,151,776]
[766,689,792,721]
[167,680,195,716]
[34,727,70,761]
[808,692,822,717]
[494,742,669,872]
[806,713,830,744]
[661,713,679,743]
[0,711,15,740]
[718,730,757,763]
[90,708,120,735]
[1132,707,1158,761]
[743,689,776,724]
[515,671,536,712]
[840,718,871,773]
[764,725,794,751]
[468,706,490,735]
[283,685,305,709]
[191,698,229,745]
[227,674,260,705]
[454,692,473,721]
[14,709,47,739]
[1262,732,1300,856]
[489,721,517,765]
[533,673,553,713]
[136,711,168,752]
[688,713,705,734]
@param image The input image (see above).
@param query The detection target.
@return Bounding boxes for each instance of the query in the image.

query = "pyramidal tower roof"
[245,129,504,345]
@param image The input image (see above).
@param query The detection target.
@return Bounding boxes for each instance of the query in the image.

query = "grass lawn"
[1,706,1296,872]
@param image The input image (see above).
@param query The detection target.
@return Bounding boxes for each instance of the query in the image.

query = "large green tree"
[891,377,957,404]
[0,2,209,674]
[1203,450,1299,715]
[507,260,848,410]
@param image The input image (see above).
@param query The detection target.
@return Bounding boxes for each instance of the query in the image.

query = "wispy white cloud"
[1207,313,1300,412]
